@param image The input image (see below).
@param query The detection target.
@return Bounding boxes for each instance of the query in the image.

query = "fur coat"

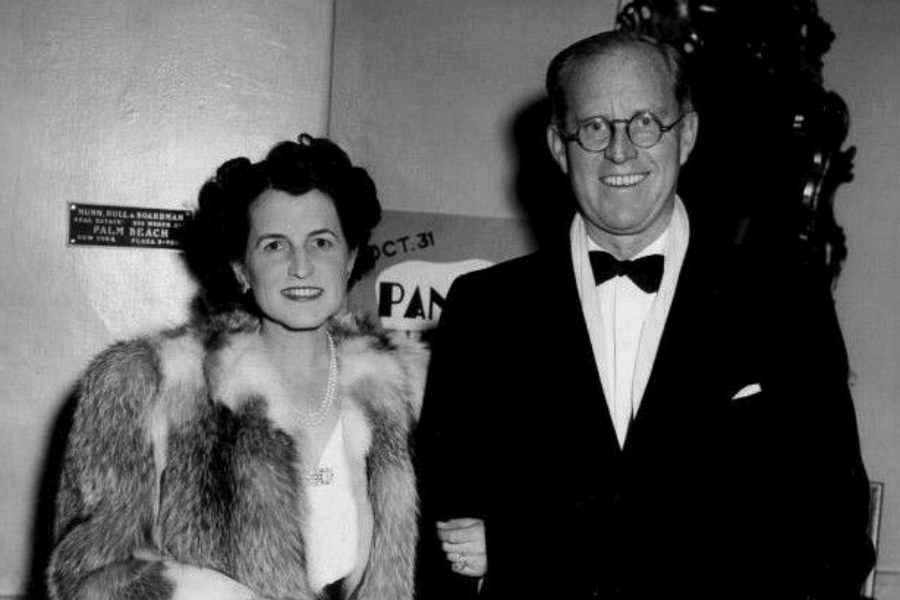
[47,312,428,600]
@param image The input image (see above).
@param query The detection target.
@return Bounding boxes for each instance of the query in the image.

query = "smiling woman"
[235,188,357,333]
[46,135,428,600]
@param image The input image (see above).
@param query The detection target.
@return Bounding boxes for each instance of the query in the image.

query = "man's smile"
[600,172,649,188]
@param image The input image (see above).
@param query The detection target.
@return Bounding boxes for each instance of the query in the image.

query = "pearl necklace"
[295,331,337,428]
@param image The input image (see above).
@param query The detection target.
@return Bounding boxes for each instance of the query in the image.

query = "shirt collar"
[585,220,671,259]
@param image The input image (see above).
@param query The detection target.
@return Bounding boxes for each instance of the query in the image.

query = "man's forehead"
[578,44,671,87]
[564,45,676,113]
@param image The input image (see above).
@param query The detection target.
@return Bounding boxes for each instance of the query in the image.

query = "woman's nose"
[289,248,313,278]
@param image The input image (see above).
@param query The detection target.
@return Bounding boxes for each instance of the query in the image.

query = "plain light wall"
[331,0,900,597]
[0,0,334,595]
[330,0,620,219]
[819,0,900,594]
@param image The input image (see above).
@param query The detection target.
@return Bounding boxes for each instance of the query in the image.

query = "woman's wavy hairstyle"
[182,134,382,316]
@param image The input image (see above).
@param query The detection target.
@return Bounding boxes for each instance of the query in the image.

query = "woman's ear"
[232,262,250,293]
[345,249,358,282]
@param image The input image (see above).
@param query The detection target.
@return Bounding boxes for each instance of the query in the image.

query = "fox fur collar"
[48,312,427,600]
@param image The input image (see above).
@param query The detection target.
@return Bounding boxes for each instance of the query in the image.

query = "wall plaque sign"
[68,203,191,249]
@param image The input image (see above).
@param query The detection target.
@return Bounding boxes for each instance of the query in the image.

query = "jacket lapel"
[622,232,729,458]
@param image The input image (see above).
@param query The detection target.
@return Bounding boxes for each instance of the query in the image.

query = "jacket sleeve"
[46,340,263,600]
[414,274,490,600]
[726,268,875,600]
[785,283,875,599]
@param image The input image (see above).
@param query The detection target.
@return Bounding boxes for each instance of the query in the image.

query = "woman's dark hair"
[182,133,382,316]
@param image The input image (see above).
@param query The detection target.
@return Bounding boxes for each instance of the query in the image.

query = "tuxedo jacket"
[416,227,873,600]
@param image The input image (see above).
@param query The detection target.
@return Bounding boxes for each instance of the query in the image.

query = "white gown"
[305,420,359,592]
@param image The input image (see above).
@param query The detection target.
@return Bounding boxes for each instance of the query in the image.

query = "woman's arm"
[46,340,268,600]
[47,339,165,599]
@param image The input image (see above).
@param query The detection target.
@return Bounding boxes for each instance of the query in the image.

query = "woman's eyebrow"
[252,232,288,245]
[308,228,338,237]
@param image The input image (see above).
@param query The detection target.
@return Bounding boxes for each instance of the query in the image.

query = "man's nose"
[604,122,637,164]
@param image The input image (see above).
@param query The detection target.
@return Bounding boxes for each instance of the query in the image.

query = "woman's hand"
[437,518,487,578]
[161,561,269,600]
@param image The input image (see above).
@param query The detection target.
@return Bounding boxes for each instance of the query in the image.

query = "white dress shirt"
[570,198,691,447]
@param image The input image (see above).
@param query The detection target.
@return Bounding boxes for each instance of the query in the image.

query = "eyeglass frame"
[554,110,692,153]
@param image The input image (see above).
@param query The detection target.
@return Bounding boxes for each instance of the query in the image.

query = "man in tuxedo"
[416,29,874,600]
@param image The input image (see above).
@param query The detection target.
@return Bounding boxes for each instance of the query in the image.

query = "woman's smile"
[281,285,325,300]
[239,189,354,332]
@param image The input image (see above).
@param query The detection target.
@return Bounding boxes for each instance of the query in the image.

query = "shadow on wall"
[26,388,78,600]
[506,94,575,249]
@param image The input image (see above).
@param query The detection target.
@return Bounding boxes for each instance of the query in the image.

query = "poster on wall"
[68,203,191,249]
[348,210,535,335]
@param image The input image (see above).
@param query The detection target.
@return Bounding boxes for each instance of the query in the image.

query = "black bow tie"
[589,251,664,293]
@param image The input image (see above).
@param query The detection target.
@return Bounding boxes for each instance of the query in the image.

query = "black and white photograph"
[0,1,897,599]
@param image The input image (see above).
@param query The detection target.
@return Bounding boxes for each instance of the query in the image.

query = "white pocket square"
[732,383,762,400]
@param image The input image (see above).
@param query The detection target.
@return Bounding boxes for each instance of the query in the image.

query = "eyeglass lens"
[579,112,664,151]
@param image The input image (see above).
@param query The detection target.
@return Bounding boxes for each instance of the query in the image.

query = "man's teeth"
[602,173,647,187]
[282,287,322,299]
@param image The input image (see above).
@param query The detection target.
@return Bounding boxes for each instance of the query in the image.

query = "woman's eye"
[261,239,285,252]
[312,237,335,250]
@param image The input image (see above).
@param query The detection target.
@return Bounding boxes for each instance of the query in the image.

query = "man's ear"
[678,110,699,166]
[546,123,569,175]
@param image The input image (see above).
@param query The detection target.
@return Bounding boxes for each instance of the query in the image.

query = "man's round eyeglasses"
[556,111,690,153]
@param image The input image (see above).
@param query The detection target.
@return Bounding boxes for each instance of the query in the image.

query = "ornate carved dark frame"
[615,0,853,290]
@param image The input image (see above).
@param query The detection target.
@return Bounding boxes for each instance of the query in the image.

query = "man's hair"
[545,29,692,125]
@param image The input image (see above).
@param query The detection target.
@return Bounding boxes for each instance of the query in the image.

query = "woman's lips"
[281,286,324,300]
